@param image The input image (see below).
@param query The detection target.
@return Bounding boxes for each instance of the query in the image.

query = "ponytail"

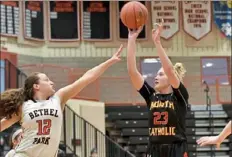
[174,62,186,82]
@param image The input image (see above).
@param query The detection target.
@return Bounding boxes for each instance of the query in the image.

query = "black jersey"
[139,81,189,144]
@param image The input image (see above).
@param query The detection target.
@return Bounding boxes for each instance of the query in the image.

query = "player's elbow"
[166,68,180,88]
[165,66,175,75]
[164,66,176,79]
[82,69,96,84]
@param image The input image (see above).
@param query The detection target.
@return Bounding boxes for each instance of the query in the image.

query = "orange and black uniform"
[139,81,189,157]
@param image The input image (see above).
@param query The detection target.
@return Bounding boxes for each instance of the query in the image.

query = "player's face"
[16,132,23,143]
[34,73,55,97]
[154,68,170,91]
[13,132,23,147]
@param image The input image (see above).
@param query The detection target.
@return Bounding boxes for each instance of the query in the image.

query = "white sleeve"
[5,150,15,157]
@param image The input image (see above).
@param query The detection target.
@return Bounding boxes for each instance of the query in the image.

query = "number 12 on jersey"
[153,112,168,125]
[36,119,52,135]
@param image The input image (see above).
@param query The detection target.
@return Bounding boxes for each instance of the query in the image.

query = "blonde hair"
[174,62,186,82]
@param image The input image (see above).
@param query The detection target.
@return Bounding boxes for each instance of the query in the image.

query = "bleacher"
[105,104,232,157]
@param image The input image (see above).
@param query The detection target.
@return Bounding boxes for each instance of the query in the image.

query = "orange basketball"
[120,1,148,29]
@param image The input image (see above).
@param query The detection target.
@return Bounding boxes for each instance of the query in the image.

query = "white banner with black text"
[151,1,179,40]
[182,1,212,40]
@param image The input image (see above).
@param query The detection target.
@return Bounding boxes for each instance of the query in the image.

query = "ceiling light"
[142,75,148,78]
[205,63,213,67]
[143,58,160,63]
[221,81,229,85]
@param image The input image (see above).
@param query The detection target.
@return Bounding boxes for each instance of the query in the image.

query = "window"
[201,57,230,85]
[140,58,162,87]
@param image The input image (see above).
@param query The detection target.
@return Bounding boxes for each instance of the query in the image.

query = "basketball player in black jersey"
[127,22,189,157]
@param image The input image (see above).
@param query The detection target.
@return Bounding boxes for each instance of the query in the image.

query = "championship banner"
[182,1,211,40]
[213,1,232,39]
[151,1,179,40]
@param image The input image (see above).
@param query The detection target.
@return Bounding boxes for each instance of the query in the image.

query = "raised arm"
[197,120,232,148]
[56,45,123,108]
[127,27,144,90]
[152,21,180,89]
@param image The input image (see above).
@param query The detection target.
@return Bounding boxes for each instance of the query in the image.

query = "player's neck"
[157,87,173,94]
[33,93,48,101]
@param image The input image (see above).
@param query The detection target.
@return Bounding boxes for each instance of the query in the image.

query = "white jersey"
[15,95,63,157]
[5,149,15,157]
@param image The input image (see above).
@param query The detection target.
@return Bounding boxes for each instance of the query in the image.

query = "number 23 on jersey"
[153,112,168,125]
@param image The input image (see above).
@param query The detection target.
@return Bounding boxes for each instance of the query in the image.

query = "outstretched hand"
[128,26,144,40]
[197,136,222,149]
[152,19,164,45]
[110,44,124,63]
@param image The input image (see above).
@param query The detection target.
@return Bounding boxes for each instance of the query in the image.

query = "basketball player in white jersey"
[0,45,123,157]
[5,128,23,157]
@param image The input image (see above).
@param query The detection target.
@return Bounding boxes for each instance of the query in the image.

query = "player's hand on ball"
[152,19,164,45]
[110,44,124,63]
[197,136,222,149]
[128,26,144,40]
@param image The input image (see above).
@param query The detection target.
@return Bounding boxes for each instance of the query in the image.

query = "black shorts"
[146,142,188,157]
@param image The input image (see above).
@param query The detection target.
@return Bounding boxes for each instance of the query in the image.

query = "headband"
[12,129,22,142]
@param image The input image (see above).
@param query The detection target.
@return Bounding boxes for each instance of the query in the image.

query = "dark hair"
[0,88,24,119]
[0,72,41,119]
[23,72,40,102]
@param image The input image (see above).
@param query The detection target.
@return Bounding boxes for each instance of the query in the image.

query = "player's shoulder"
[23,100,36,107]
[49,94,61,104]
[21,100,38,112]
